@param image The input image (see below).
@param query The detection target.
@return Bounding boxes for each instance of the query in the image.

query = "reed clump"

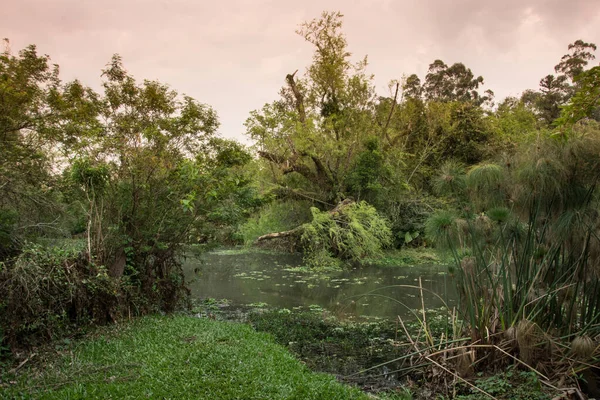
[411,123,600,396]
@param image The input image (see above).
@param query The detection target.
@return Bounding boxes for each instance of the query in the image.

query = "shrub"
[0,244,120,351]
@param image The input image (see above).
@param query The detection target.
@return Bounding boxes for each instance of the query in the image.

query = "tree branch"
[256,226,304,242]
[257,150,287,164]
[285,70,306,123]
[382,82,399,146]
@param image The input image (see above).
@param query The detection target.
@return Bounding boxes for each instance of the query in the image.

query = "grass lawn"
[1,315,368,399]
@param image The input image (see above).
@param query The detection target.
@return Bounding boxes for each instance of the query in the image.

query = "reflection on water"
[183,249,457,319]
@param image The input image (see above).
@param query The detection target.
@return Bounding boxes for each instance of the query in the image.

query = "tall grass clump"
[425,123,600,383]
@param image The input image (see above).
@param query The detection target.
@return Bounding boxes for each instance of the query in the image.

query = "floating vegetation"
[209,247,286,256]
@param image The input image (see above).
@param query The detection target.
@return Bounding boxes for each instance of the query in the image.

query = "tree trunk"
[256,226,303,243]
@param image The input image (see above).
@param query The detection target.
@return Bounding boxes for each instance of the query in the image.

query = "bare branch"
[382,82,399,146]
[285,70,306,123]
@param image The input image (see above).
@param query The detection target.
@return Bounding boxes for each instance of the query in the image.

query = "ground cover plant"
[0,315,368,400]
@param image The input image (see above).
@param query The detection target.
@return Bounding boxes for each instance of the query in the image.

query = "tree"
[345,137,390,205]
[555,66,600,126]
[246,11,377,204]
[402,74,422,99]
[0,42,98,259]
[61,55,222,309]
[422,60,494,106]
[554,40,597,82]
[523,40,597,126]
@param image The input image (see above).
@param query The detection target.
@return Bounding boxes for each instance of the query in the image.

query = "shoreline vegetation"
[0,301,565,399]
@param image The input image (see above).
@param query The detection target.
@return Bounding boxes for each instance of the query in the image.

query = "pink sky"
[3,0,599,142]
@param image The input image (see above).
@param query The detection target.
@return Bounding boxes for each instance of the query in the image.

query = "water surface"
[184,248,456,319]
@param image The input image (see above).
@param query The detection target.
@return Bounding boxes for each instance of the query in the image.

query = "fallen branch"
[256,226,303,242]
[9,353,36,374]
[255,199,355,243]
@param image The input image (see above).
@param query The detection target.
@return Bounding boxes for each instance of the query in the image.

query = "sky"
[3,0,599,142]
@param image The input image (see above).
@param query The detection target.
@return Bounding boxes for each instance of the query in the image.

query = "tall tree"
[246,11,377,204]
[522,39,597,126]
[554,40,597,82]
[0,42,98,258]
[422,60,494,106]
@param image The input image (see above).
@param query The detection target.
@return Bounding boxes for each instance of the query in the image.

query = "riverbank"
[1,308,564,400]
[193,301,561,400]
[0,315,370,399]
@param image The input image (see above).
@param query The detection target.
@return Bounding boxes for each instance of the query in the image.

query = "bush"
[0,243,118,351]
[381,194,448,248]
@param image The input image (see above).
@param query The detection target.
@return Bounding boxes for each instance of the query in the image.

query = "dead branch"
[383,82,400,146]
[256,226,303,242]
[286,70,306,123]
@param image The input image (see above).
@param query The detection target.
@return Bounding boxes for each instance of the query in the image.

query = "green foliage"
[0,41,264,356]
[300,201,392,267]
[492,96,540,142]
[379,194,447,248]
[554,40,597,81]
[456,369,550,400]
[70,158,110,194]
[428,126,600,347]
[194,139,263,244]
[245,11,378,204]
[432,160,467,197]
[425,210,459,248]
[2,315,367,399]
[345,137,391,204]
[0,43,100,255]
[362,248,441,266]
[555,66,600,126]
[421,59,493,106]
[0,243,118,351]
[522,40,597,126]
[238,200,313,245]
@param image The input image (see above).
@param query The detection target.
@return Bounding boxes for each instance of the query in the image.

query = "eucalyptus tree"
[522,39,597,126]
[422,60,494,106]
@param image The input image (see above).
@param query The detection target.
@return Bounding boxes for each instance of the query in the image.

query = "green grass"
[363,247,443,267]
[1,315,367,400]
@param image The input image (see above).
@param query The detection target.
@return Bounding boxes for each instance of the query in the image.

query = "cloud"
[2,0,599,140]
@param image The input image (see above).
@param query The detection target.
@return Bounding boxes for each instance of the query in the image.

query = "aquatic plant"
[422,127,600,390]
